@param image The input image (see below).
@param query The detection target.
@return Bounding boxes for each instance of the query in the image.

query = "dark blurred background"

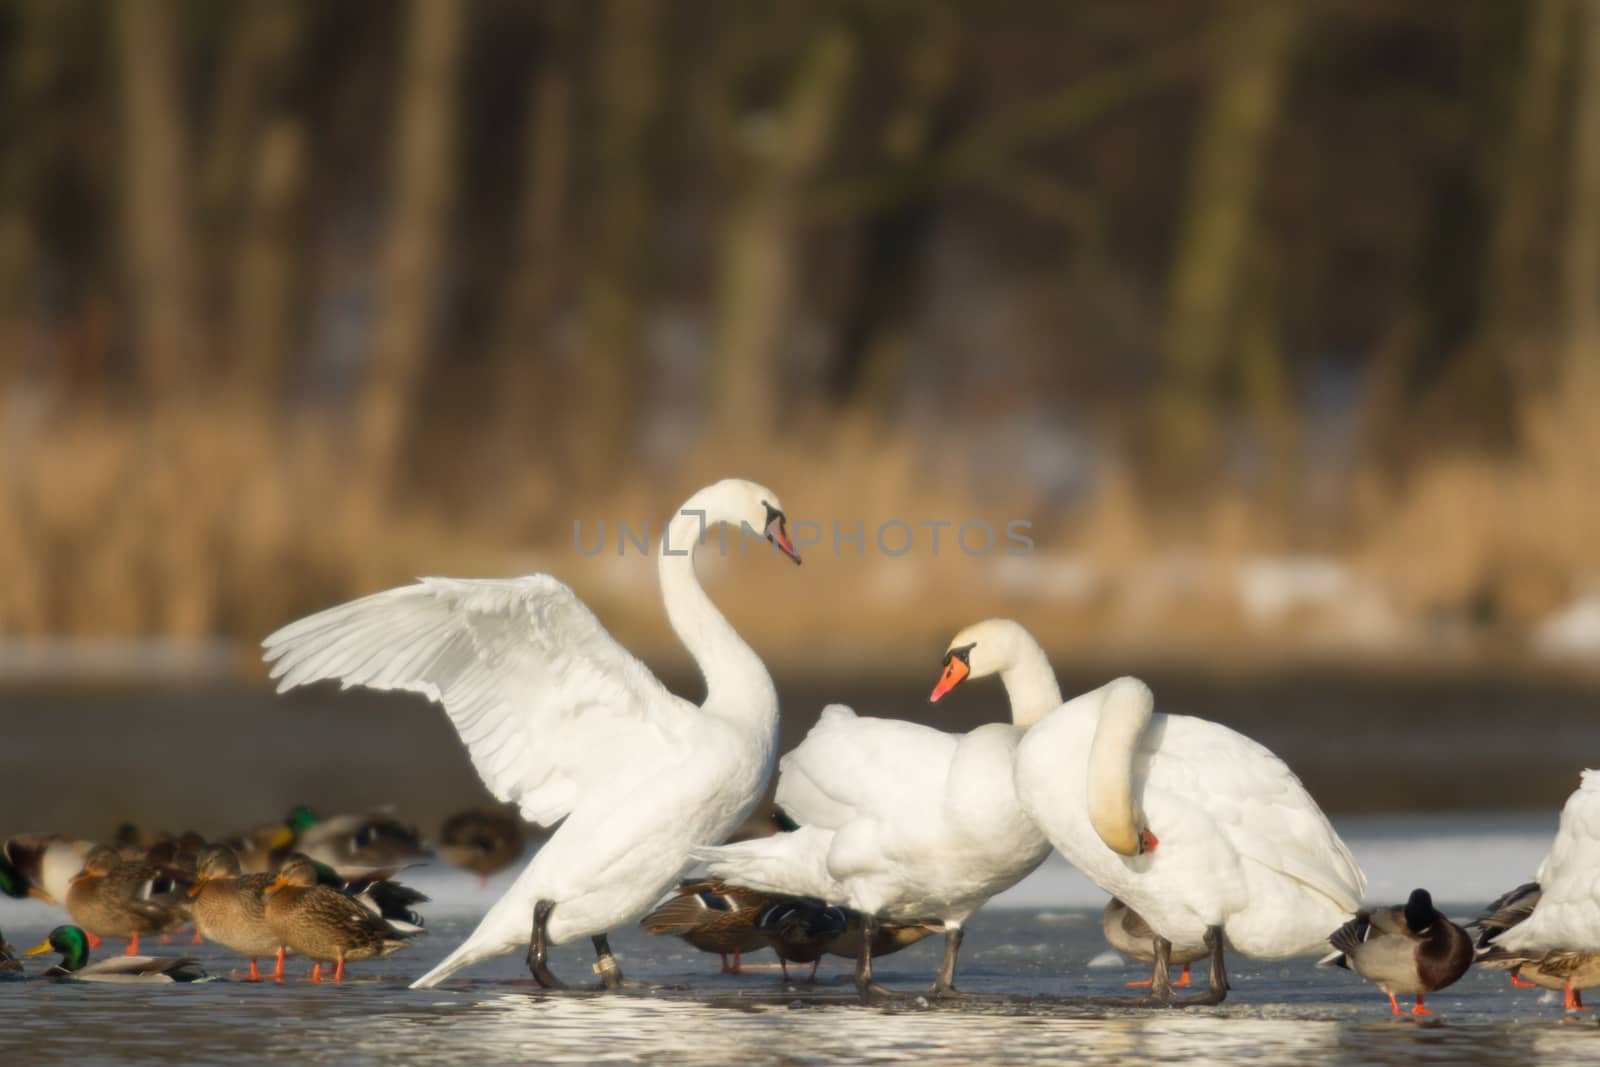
[2,0,1599,831]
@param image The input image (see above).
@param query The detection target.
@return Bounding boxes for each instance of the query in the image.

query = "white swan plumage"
[934,619,1365,1001]
[693,633,1057,998]
[261,478,800,989]
[1490,770,1600,956]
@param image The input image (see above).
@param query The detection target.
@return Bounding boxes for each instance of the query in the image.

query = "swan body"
[935,620,1364,1000]
[695,668,1054,996]
[1490,770,1600,956]
[262,479,798,989]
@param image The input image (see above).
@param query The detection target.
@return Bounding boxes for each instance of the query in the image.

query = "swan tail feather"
[690,827,840,903]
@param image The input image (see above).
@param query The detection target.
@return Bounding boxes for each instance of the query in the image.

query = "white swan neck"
[997,632,1063,729]
[1085,678,1154,857]
[658,494,777,729]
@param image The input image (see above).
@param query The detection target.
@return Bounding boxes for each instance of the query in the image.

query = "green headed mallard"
[24,924,208,983]
[1323,888,1474,1015]
[282,806,426,871]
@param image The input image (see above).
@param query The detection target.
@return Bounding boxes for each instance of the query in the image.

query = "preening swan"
[931,619,1365,1005]
[262,479,800,990]
[1477,770,1600,1007]
[694,623,1056,1001]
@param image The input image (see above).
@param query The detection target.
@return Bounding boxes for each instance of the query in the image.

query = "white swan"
[261,478,800,990]
[1489,770,1600,959]
[692,632,1057,1000]
[931,619,1365,1004]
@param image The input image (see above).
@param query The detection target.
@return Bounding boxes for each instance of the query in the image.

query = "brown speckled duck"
[65,846,191,956]
[1103,898,1208,989]
[264,856,408,982]
[641,879,772,973]
[1322,888,1473,1015]
[437,805,527,886]
[190,845,290,981]
[1473,881,1600,1010]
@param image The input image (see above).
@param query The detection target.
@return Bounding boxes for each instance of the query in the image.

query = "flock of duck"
[4,478,1599,1017]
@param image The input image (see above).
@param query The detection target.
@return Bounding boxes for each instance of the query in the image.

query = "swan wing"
[774,705,958,830]
[1141,715,1366,912]
[263,575,687,825]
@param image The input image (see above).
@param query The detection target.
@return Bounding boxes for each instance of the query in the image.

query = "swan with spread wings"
[262,479,800,990]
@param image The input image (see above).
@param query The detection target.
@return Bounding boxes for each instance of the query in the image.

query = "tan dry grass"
[4,391,1600,676]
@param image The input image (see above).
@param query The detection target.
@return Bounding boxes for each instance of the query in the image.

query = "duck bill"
[929,658,970,702]
[27,886,55,904]
[186,878,207,898]
[269,826,295,851]
[67,871,90,887]
[263,876,287,897]
[766,515,801,565]
[23,940,52,957]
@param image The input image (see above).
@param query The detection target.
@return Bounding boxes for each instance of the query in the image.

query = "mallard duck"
[0,851,55,905]
[263,856,408,982]
[283,806,426,871]
[190,845,291,981]
[1,929,22,977]
[65,846,191,955]
[1322,888,1473,1015]
[641,879,771,973]
[24,924,208,983]
[1103,898,1208,989]
[1473,881,1600,1010]
[221,818,297,874]
[755,898,849,981]
[822,913,942,961]
[437,805,527,885]
[4,833,95,903]
[301,854,428,933]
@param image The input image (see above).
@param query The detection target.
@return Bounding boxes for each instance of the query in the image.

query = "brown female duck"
[1103,898,1208,989]
[190,845,290,981]
[641,879,771,973]
[65,846,191,955]
[263,856,408,982]
[1473,881,1600,1010]
[437,805,527,886]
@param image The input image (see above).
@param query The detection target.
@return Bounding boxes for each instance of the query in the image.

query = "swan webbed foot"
[856,977,898,1005]
[527,899,566,990]
[926,978,960,999]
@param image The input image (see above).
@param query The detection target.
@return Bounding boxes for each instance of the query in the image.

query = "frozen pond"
[2,814,1594,1067]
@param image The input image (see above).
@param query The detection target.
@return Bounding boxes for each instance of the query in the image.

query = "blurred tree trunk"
[231,118,309,402]
[1148,0,1301,490]
[0,0,71,394]
[569,0,660,477]
[1481,0,1568,383]
[1564,0,1600,387]
[708,23,857,439]
[207,0,309,401]
[829,4,961,421]
[112,0,198,397]
[492,0,572,456]
[359,0,465,491]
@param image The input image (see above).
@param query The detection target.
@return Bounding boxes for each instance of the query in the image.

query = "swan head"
[697,478,801,565]
[929,618,1033,701]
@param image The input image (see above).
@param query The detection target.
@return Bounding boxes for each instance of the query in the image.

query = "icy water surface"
[2,817,1596,1067]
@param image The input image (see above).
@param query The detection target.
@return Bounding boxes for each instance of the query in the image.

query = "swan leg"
[928,926,964,998]
[1177,926,1228,1006]
[1148,936,1175,1003]
[592,933,625,991]
[807,958,820,982]
[526,899,566,989]
[854,915,894,1004]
